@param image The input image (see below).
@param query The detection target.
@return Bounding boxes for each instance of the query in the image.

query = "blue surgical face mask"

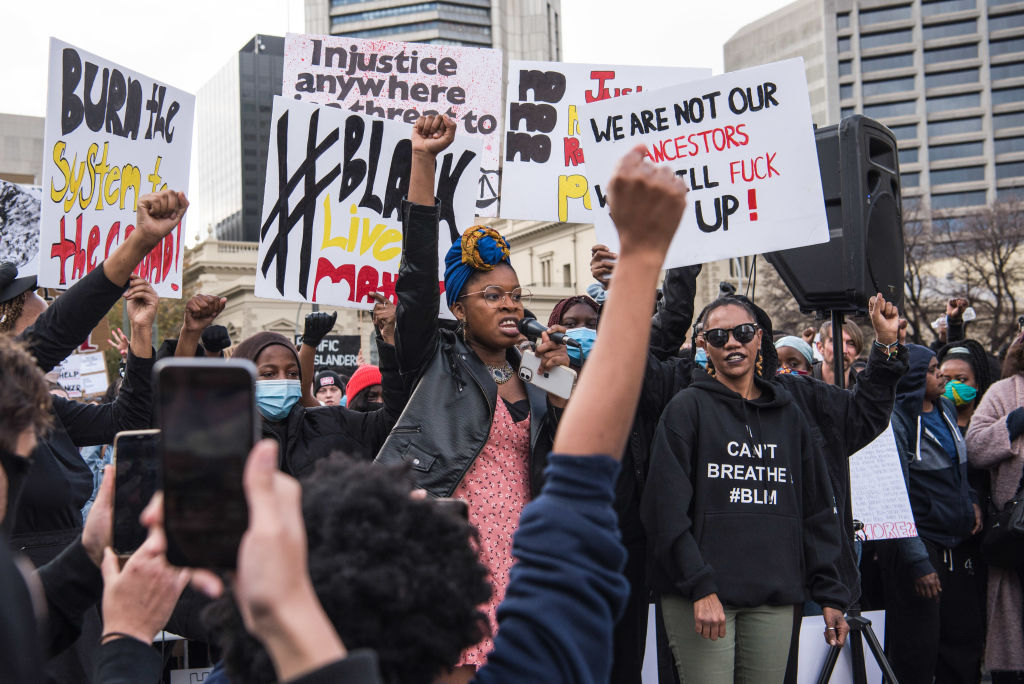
[565,327,597,366]
[255,379,302,421]
[694,347,708,368]
[943,379,978,407]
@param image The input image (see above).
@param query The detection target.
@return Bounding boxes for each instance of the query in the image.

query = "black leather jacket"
[374,200,559,498]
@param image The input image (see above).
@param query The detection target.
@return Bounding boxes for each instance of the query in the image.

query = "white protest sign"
[580,58,828,269]
[56,351,108,397]
[40,38,194,297]
[255,96,481,311]
[283,33,501,215]
[849,425,917,540]
[500,61,709,223]
[797,611,886,683]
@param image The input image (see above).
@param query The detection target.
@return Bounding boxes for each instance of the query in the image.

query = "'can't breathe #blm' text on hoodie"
[641,368,849,610]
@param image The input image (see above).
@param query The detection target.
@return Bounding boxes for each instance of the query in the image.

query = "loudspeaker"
[765,115,904,315]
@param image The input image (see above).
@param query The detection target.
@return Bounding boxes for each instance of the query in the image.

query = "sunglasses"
[704,323,759,348]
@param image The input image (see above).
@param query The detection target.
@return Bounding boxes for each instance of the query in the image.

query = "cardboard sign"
[849,425,917,540]
[283,33,501,215]
[255,96,480,311]
[40,38,194,297]
[500,61,709,223]
[294,334,361,375]
[56,351,109,398]
[580,58,829,270]
[0,180,41,277]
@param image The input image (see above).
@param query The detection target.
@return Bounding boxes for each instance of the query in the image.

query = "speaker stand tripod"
[814,311,899,684]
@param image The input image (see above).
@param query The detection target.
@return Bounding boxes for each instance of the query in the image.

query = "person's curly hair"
[0,290,28,333]
[0,334,52,452]
[203,456,491,684]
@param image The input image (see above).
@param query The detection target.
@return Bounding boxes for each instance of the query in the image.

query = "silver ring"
[826,627,837,631]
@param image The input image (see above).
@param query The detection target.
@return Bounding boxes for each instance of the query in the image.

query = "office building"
[0,113,44,185]
[725,0,1024,216]
[195,34,285,243]
[304,0,561,61]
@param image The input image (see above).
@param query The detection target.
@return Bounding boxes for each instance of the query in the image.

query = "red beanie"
[346,365,382,400]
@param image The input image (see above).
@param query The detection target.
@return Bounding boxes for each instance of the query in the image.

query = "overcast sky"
[1,0,794,243]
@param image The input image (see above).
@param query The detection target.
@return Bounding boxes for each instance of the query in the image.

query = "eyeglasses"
[704,323,759,348]
[460,286,532,307]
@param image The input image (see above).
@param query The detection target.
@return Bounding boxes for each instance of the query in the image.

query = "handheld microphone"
[517,317,582,348]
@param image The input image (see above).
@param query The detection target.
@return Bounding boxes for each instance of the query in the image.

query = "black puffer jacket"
[374,201,559,498]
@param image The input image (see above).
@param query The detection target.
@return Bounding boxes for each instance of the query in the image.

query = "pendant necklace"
[486,361,515,385]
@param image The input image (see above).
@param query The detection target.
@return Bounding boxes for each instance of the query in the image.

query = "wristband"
[873,339,901,360]
[100,631,144,645]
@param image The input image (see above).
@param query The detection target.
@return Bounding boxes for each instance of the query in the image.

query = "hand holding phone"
[112,429,161,557]
[518,349,577,400]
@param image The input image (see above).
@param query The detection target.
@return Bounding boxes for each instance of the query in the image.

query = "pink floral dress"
[452,398,531,667]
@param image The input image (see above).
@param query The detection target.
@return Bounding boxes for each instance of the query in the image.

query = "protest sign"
[283,33,501,215]
[56,351,109,398]
[40,38,194,297]
[500,61,709,223]
[255,96,481,311]
[0,180,41,277]
[849,425,917,541]
[797,611,886,682]
[580,58,829,270]
[293,333,361,376]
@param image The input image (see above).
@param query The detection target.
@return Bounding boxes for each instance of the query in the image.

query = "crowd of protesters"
[1,115,1023,684]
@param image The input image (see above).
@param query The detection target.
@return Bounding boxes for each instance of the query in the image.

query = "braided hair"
[699,295,779,379]
[0,291,28,333]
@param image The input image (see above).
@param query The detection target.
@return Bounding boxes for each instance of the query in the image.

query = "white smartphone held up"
[518,349,577,400]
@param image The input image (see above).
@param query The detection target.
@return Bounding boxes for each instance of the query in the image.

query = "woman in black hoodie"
[641,296,849,683]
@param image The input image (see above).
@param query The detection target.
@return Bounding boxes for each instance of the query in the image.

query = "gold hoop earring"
[755,350,764,376]
[707,361,716,378]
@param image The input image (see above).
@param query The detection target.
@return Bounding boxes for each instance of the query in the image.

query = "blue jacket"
[891,344,977,577]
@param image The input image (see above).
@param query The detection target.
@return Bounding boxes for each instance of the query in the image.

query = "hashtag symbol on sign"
[729,488,741,503]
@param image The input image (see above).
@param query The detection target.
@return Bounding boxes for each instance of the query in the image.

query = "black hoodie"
[641,369,849,609]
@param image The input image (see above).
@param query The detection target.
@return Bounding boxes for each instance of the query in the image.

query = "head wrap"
[547,295,601,328]
[443,226,511,309]
[775,335,815,367]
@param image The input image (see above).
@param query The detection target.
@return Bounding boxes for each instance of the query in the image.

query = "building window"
[995,136,1024,154]
[890,123,919,139]
[997,161,1024,179]
[859,4,912,25]
[989,13,1024,32]
[839,60,853,76]
[861,29,914,50]
[540,257,552,287]
[837,13,851,30]
[925,68,979,88]
[993,86,1024,106]
[864,76,916,96]
[864,99,917,118]
[931,165,986,184]
[990,37,1024,56]
[862,52,915,72]
[922,19,978,40]
[562,264,572,288]
[925,43,979,63]
[994,111,1024,131]
[997,187,1024,202]
[902,171,921,187]
[838,36,852,53]
[991,61,1024,80]
[930,140,984,160]
[899,147,920,165]
[840,84,854,100]
[931,190,988,208]
[921,0,976,15]
[928,91,981,112]
[928,116,983,136]
[841,106,856,118]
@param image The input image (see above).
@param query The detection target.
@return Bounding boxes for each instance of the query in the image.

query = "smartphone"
[518,349,577,400]
[112,429,161,557]
[155,358,258,568]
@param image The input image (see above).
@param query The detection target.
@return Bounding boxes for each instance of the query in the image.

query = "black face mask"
[362,401,384,413]
[0,449,34,535]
